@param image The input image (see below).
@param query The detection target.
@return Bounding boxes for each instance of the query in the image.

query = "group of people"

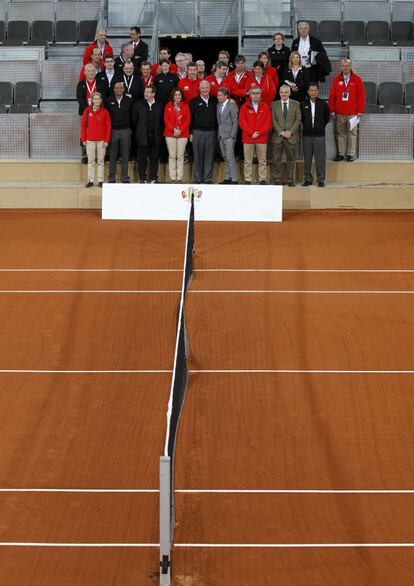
[77,22,366,188]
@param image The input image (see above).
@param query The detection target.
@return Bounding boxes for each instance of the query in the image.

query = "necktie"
[283,102,288,119]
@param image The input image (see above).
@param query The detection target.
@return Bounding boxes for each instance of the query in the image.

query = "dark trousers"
[303,135,326,183]
[192,129,217,183]
[109,128,131,182]
[137,134,160,181]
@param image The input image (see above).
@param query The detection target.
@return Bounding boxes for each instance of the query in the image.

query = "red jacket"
[151,62,178,76]
[239,99,272,144]
[82,40,114,66]
[163,101,191,138]
[263,65,279,95]
[178,77,201,102]
[204,73,228,97]
[222,70,251,104]
[80,106,112,143]
[245,75,276,105]
[328,71,366,115]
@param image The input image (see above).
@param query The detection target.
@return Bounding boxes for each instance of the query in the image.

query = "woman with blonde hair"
[80,91,111,187]
[283,50,310,102]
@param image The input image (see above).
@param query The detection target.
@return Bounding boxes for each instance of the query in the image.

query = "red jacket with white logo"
[328,71,366,115]
[163,100,191,138]
[80,106,112,143]
[82,40,114,66]
[151,62,178,76]
[222,70,251,104]
[178,77,201,102]
[245,74,276,105]
[239,99,272,144]
[204,73,228,97]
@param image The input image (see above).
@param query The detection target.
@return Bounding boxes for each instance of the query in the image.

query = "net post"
[159,455,171,586]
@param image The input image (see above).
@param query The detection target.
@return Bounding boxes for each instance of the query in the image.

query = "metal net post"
[159,456,171,585]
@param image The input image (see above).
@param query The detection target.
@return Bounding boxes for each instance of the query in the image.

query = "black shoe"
[150,179,159,184]
[347,155,355,162]
[302,181,312,187]
[287,181,295,187]
[85,181,93,188]
[229,180,239,184]
[244,181,251,185]
[219,179,232,184]
[318,181,325,187]
[334,155,344,162]
[122,179,131,184]
[108,179,116,184]
[259,180,268,185]
[81,156,88,164]
[274,180,283,185]
[98,182,103,188]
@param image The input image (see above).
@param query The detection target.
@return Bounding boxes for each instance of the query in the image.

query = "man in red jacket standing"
[328,58,365,162]
[83,30,113,66]
[239,87,272,184]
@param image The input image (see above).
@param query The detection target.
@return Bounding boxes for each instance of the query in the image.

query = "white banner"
[102,184,282,222]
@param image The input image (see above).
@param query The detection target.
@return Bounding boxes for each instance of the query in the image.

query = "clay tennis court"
[0,210,413,585]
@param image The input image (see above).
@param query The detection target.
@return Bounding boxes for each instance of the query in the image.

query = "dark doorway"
[159,37,239,73]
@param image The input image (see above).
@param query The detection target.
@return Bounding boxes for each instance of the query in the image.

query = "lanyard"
[123,75,134,93]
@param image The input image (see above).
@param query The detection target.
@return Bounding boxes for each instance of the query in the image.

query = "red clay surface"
[0,210,413,585]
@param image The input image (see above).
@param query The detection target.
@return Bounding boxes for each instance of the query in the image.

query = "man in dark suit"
[291,21,330,82]
[300,82,331,187]
[217,87,239,184]
[105,82,133,183]
[131,85,164,183]
[271,84,301,186]
[113,61,144,102]
[97,54,117,97]
[129,26,148,72]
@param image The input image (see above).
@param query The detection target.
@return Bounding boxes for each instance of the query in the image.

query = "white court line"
[0,369,413,374]
[0,542,158,547]
[0,268,413,273]
[0,488,158,493]
[0,370,173,374]
[0,289,413,294]
[0,488,413,494]
[0,290,181,294]
[0,269,182,273]
[174,543,414,549]
[190,290,414,294]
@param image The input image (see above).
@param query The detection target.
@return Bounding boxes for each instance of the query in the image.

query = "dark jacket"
[267,44,291,79]
[131,98,164,145]
[130,40,149,70]
[96,70,117,98]
[291,35,331,82]
[190,95,218,132]
[105,94,132,129]
[300,97,330,137]
[283,67,310,102]
[76,78,106,115]
[154,72,180,104]
[112,72,144,102]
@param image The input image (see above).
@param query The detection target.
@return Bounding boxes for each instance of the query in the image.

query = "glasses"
[251,91,261,94]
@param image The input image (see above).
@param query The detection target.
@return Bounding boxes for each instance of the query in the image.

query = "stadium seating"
[31,20,54,44]
[366,21,390,43]
[319,20,342,43]
[378,81,404,105]
[55,20,78,44]
[343,21,365,45]
[14,81,40,107]
[8,21,30,43]
[0,82,13,108]
[382,103,407,113]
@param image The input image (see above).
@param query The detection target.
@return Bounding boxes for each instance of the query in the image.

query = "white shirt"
[298,35,311,68]
[310,99,316,126]
[252,101,259,112]
[201,96,209,105]
[106,69,115,83]
[220,98,229,114]
[281,99,289,112]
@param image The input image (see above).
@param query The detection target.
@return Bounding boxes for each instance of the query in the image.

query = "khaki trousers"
[243,143,268,182]
[165,136,188,181]
[86,140,106,183]
[336,114,357,157]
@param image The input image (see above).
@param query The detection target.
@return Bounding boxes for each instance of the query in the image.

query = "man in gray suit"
[271,84,301,186]
[217,87,239,184]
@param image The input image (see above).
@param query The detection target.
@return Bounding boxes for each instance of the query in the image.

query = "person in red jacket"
[222,54,251,106]
[150,46,178,76]
[245,61,276,105]
[328,58,365,161]
[258,51,279,95]
[178,62,201,101]
[204,61,228,97]
[239,87,272,184]
[79,48,103,81]
[80,92,111,187]
[83,30,113,66]
[164,88,191,182]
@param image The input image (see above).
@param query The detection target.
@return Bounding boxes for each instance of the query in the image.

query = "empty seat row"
[303,20,414,45]
[0,82,40,107]
[364,81,414,107]
[0,103,38,114]
[0,20,97,44]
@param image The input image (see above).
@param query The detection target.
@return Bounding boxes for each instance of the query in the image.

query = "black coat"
[96,71,117,98]
[130,40,149,70]
[267,44,291,80]
[283,67,310,102]
[112,73,144,102]
[131,98,164,145]
[76,78,106,115]
[154,72,180,104]
[300,97,330,137]
[291,35,331,82]
[105,94,133,129]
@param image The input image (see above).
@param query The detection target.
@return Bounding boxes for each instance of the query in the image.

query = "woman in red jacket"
[80,92,111,187]
[258,51,279,96]
[245,61,276,105]
[163,87,191,182]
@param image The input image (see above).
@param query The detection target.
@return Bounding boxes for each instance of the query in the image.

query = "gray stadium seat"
[363,82,377,105]
[404,81,414,107]
[0,21,5,43]
[31,20,54,44]
[2,39,24,46]
[7,20,30,43]
[78,20,97,43]
[364,103,380,113]
[0,104,7,113]
[0,82,12,107]
[370,40,393,46]
[9,103,34,114]
[366,21,389,43]
[318,21,341,43]
[391,21,412,44]
[378,82,403,106]
[382,104,408,114]
[343,21,365,45]
[14,82,40,106]
[55,20,77,44]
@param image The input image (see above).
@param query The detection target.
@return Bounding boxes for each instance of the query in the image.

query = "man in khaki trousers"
[271,84,301,186]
